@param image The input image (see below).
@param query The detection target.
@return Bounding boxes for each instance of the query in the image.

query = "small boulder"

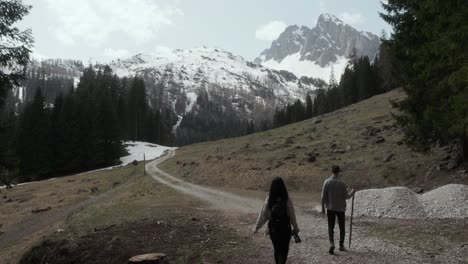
[412,187,424,194]
[374,137,385,144]
[31,207,51,213]
[129,253,168,264]
[332,149,346,154]
[383,152,394,162]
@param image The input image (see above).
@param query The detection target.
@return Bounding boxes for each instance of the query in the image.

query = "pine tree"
[381,0,468,155]
[0,0,33,110]
[305,93,313,119]
[16,89,51,181]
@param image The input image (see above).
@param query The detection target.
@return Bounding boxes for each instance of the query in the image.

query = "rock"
[364,126,382,137]
[374,137,385,144]
[345,145,352,151]
[90,187,99,193]
[129,253,168,264]
[314,119,322,124]
[113,182,121,187]
[191,217,199,221]
[396,141,403,146]
[284,153,296,160]
[383,152,394,162]
[6,199,13,203]
[458,170,467,174]
[31,207,51,213]
[307,156,316,162]
[332,149,346,154]
[77,189,88,194]
[412,187,424,194]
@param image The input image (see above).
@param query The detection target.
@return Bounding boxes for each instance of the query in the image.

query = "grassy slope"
[2,163,269,264]
[161,89,468,195]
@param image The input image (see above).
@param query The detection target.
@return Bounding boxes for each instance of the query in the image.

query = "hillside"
[160,89,468,194]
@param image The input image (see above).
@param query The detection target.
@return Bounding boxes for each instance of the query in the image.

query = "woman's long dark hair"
[267,177,289,209]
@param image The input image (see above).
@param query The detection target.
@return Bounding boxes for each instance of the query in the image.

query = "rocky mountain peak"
[255,14,380,82]
[317,13,345,26]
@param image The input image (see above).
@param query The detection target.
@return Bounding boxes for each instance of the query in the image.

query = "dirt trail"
[148,150,465,264]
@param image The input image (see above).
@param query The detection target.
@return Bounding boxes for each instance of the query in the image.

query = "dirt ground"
[2,151,468,264]
[1,162,272,264]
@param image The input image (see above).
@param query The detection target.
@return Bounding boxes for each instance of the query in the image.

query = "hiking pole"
[349,193,355,248]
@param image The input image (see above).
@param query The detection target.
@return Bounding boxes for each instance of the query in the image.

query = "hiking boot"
[339,245,346,251]
[329,245,335,255]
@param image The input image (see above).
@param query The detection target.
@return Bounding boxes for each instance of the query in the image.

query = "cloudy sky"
[19,0,392,63]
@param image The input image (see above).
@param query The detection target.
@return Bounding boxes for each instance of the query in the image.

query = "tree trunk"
[128,253,168,264]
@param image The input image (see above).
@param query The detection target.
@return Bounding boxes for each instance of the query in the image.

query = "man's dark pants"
[327,210,345,246]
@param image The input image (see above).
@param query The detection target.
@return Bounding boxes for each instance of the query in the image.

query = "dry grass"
[0,163,144,263]
[2,162,270,264]
[160,89,468,196]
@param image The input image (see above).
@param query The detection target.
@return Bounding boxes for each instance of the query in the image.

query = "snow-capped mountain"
[110,47,325,102]
[109,47,326,124]
[255,14,380,82]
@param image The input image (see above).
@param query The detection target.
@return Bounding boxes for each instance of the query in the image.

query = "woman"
[254,177,300,264]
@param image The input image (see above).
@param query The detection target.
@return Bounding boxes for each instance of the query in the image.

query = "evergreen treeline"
[20,59,84,104]
[175,88,269,145]
[274,56,386,127]
[381,0,467,157]
[6,66,174,182]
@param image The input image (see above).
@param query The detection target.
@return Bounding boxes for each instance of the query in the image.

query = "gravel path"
[148,150,467,263]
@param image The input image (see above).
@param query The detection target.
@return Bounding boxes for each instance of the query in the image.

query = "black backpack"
[270,199,289,224]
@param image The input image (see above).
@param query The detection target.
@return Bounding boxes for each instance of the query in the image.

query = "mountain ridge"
[255,13,381,82]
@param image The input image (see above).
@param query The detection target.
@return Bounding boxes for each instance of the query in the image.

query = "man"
[321,165,355,254]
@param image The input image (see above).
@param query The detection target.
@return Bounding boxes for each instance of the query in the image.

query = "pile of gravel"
[348,184,468,219]
[420,184,468,219]
[349,187,426,219]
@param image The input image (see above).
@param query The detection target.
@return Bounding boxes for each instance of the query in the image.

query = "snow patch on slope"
[263,53,348,83]
[120,141,174,166]
[0,141,174,189]
[110,47,321,98]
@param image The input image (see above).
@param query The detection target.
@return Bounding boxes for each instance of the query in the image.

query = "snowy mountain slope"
[110,47,325,103]
[255,14,380,83]
[108,47,327,130]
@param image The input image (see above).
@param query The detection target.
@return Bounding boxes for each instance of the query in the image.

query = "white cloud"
[339,12,364,26]
[319,1,327,13]
[255,20,287,42]
[104,48,130,59]
[43,0,183,46]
